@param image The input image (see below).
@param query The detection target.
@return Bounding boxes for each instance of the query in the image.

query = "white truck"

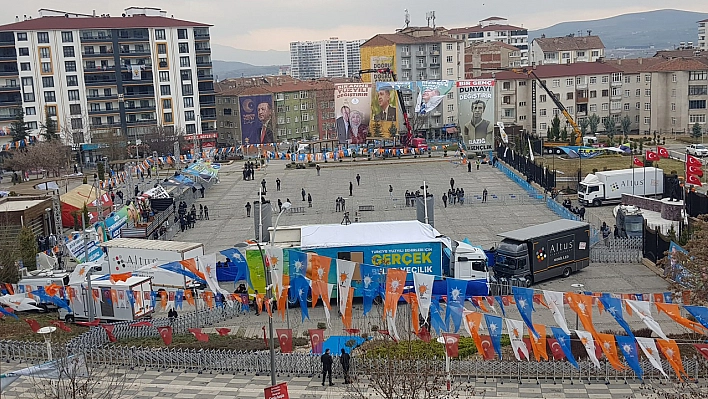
[578,167,664,207]
[58,275,154,322]
[99,238,204,290]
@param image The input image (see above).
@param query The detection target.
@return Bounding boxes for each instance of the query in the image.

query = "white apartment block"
[699,19,708,51]
[530,35,605,66]
[290,38,364,80]
[449,17,529,65]
[0,7,215,146]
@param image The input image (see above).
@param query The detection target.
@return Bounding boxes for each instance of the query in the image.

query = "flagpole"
[632,157,635,195]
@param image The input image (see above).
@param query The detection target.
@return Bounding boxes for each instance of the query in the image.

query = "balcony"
[610,94,622,101]
[401,64,411,70]
[0,84,20,92]
[88,108,120,115]
[195,46,211,54]
[81,35,113,42]
[119,49,151,57]
[87,94,118,101]
[124,105,156,113]
[194,32,211,40]
[116,35,150,42]
[85,79,117,87]
[611,80,622,87]
[89,122,122,129]
[416,63,427,69]
[0,53,16,60]
[0,112,20,121]
[200,114,217,121]
[82,51,115,58]
[576,111,587,117]
[199,99,216,106]
[576,96,589,103]
[196,61,212,67]
[400,52,410,58]
[610,107,622,114]
[429,50,440,56]
[0,99,21,107]
[123,91,155,99]
[126,118,157,126]
[416,51,425,56]
[576,82,587,89]
[0,69,19,76]
[197,73,213,81]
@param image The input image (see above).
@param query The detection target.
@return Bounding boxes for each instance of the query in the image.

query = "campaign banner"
[245,249,267,293]
[239,94,275,145]
[370,56,394,82]
[335,83,372,145]
[64,232,103,263]
[415,81,455,115]
[457,79,496,151]
[94,203,139,241]
[371,82,413,138]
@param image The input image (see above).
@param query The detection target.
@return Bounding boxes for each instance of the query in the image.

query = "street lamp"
[570,283,585,330]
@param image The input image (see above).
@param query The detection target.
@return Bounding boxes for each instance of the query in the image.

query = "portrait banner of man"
[334,83,372,145]
[238,94,275,145]
[415,81,454,115]
[457,80,496,151]
[370,82,413,138]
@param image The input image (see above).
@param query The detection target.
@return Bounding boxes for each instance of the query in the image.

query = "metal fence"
[590,237,643,263]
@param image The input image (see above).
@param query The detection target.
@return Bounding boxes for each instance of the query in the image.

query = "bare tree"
[91,128,128,163]
[144,125,182,156]
[4,142,70,178]
[60,112,92,147]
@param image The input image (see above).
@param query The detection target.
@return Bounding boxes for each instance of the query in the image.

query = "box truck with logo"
[493,219,590,286]
[58,275,154,322]
[578,167,664,207]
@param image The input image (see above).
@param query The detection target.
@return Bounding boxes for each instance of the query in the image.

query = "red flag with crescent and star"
[101,324,117,342]
[479,335,496,360]
[25,319,40,333]
[686,174,703,186]
[216,328,231,336]
[443,333,460,358]
[51,320,71,332]
[633,157,644,167]
[276,329,293,353]
[687,154,703,167]
[157,326,173,346]
[308,329,324,354]
[687,164,704,177]
[645,151,660,161]
[547,338,566,360]
[657,146,669,158]
[188,328,209,342]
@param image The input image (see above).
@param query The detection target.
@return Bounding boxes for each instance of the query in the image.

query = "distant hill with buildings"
[212,60,284,79]
[211,44,290,66]
[530,9,708,53]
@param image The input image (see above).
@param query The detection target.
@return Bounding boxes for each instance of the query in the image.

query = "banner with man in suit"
[239,94,275,145]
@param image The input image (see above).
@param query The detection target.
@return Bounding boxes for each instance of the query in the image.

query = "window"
[162,99,172,109]
[539,109,547,116]
[635,89,641,97]
[611,72,622,82]
[601,76,609,83]
[23,93,34,102]
[40,48,50,59]
[45,106,56,117]
[446,43,453,51]
[611,101,621,111]
[589,104,597,112]
[178,29,188,40]
[180,56,190,67]
[159,58,168,68]
[624,103,630,111]
[645,89,651,97]
[601,89,609,97]
[624,75,631,83]
[592,50,599,57]
[185,110,195,121]
[567,106,573,114]
[68,90,79,101]
[447,92,454,100]
[544,52,557,60]
[589,77,597,84]
[71,118,83,129]
[223,108,232,115]
[690,85,708,95]
[16,32,27,41]
[566,92,574,100]
[155,29,166,40]
[60,31,73,43]
[184,97,194,108]
[689,100,707,109]
[20,62,30,71]
[69,104,81,115]
[157,44,167,54]
[103,88,112,97]
[62,46,75,57]
[65,61,76,72]
[443,55,452,63]
[539,94,547,102]
[25,107,35,115]
[577,51,585,57]
[186,124,196,134]
[446,68,453,75]
[182,84,193,95]
[566,78,573,86]
[159,71,170,82]
[644,103,651,111]
[164,112,173,123]
[623,89,630,97]
[672,103,676,111]
[552,79,560,87]
[26,122,38,130]
[672,117,676,125]
[645,74,651,82]
[636,102,640,110]
[446,103,454,112]
[519,81,526,86]
[41,62,52,73]
[539,123,547,130]
[562,52,570,59]
[519,101,526,106]
[635,115,639,123]
[18,47,29,56]
[178,43,189,53]
[160,85,171,96]
[42,77,54,88]
[37,32,49,43]
[44,91,56,102]
[504,108,514,117]
[672,73,677,83]
[690,114,706,123]
[672,88,677,97]
[66,75,78,86]
[611,87,620,96]
[21,77,32,86]
[180,70,192,80]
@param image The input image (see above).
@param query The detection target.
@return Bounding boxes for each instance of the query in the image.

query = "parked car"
[686,144,708,157]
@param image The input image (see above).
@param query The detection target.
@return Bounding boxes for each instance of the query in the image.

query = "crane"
[513,67,583,146]
[358,68,413,146]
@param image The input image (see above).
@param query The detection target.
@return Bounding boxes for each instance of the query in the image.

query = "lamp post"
[571,283,584,330]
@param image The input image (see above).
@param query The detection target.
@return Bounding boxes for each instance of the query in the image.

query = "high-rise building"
[290,38,364,80]
[449,17,529,65]
[530,35,605,66]
[699,19,708,51]
[0,7,216,148]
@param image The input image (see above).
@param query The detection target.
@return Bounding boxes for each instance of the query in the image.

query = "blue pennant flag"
[512,286,539,338]
[663,292,673,304]
[684,305,708,330]
[430,298,448,335]
[288,250,308,279]
[219,248,250,286]
[445,278,468,333]
[174,289,183,310]
[0,306,17,319]
[635,293,644,301]
[551,327,579,369]
[360,264,382,316]
[150,291,157,309]
[159,262,206,284]
[599,295,634,338]
[127,290,135,307]
[616,335,643,380]
[32,290,72,312]
[494,296,506,317]
[484,314,504,360]
[290,276,310,321]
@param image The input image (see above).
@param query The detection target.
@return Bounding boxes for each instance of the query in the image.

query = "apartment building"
[464,41,523,78]
[0,7,215,148]
[360,27,465,133]
[530,35,605,66]
[449,17,529,65]
[699,19,708,51]
[289,38,364,80]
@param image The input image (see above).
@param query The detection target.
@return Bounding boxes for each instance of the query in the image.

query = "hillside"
[212,60,283,79]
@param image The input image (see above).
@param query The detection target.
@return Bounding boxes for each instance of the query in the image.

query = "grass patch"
[360,336,511,360]
[538,155,685,179]
[118,334,309,350]
[0,312,88,342]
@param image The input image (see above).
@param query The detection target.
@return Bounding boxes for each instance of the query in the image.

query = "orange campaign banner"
[595,333,626,371]
[383,268,407,319]
[566,292,597,336]
[179,258,206,280]
[309,255,331,309]
[343,287,355,330]
[657,339,689,381]
[655,302,707,335]
[464,311,484,355]
[528,324,548,361]
[403,293,420,333]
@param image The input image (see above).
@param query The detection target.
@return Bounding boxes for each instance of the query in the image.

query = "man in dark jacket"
[340,348,351,384]
[321,348,334,386]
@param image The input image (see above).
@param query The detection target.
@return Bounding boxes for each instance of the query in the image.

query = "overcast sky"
[2,1,708,51]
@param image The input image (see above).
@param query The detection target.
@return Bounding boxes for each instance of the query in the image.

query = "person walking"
[321,348,334,386]
[450,177,455,190]
[277,199,283,212]
[199,204,204,220]
[307,193,313,208]
[482,188,488,203]
[261,179,267,194]
[316,164,321,176]
[341,197,346,211]
[340,348,351,384]
[467,160,472,172]
[301,188,306,201]
[203,206,209,220]
[276,178,281,191]
[579,207,586,221]
[336,197,341,212]
[388,185,393,200]
[349,181,353,197]
[356,173,361,186]
[442,193,448,208]
[245,202,251,217]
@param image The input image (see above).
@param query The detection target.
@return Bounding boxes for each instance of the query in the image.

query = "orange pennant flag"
[464,311,484,355]
[653,293,664,304]
[255,293,264,313]
[657,339,690,382]
[266,298,273,317]
[179,258,206,280]
[403,293,420,334]
[310,255,331,310]
[184,289,195,306]
[159,291,167,310]
[44,283,61,297]
[110,272,132,284]
[474,296,489,313]
[621,294,633,316]
[656,302,708,335]
[383,268,407,319]
[566,292,597,336]
[533,293,549,309]
[202,291,214,308]
[111,289,119,305]
[596,333,627,371]
[343,287,355,330]
[528,324,548,361]
[277,286,289,321]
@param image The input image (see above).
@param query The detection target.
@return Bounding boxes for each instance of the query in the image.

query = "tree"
[97,162,105,182]
[145,125,181,156]
[550,115,561,141]
[0,213,20,283]
[588,113,600,136]
[17,226,37,270]
[41,114,59,142]
[692,122,703,139]
[371,120,382,137]
[569,129,577,146]
[5,142,71,178]
[388,124,398,140]
[661,215,708,303]
[621,115,632,139]
[560,126,568,142]
[605,120,617,139]
[10,107,28,142]
[578,118,589,136]
[546,127,552,141]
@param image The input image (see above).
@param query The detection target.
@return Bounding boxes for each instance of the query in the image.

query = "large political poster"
[370,56,394,82]
[457,79,496,151]
[415,81,455,115]
[334,83,372,145]
[239,94,275,145]
[370,82,413,139]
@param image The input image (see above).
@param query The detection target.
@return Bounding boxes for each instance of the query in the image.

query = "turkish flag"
[547,338,566,360]
[522,338,533,360]
[76,319,100,327]
[130,321,153,328]
[157,326,173,346]
[308,328,325,354]
[101,324,117,342]
[687,154,703,167]
[696,344,708,361]
[443,333,460,358]
[25,319,40,333]
[479,335,496,360]
[658,146,670,158]
[687,174,703,186]
[633,157,644,167]
[188,328,209,342]
[645,151,660,161]
[687,164,704,177]
[215,328,231,336]
[417,326,431,343]
[276,329,293,353]
[51,320,72,332]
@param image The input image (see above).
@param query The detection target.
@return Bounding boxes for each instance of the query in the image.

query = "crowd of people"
[176,201,209,232]
[562,198,586,221]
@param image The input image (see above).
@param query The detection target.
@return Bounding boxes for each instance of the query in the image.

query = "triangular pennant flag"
[413,272,434,323]
[512,286,539,338]
[336,259,356,310]
[575,330,601,369]
[656,302,707,335]
[484,314,503,360]
[635,337,668,379]
[25,319,41,333]
[566,293,597,336]
[657,339,689,382]
[551,327,579,369]
[543,290,570,334]
[626,300,668,340]
[157,326,173,346]
[596,333,627,371]
[617,335,643,380]
[445,278,467,333]
[464,311,484,356]
[101,324,117,343]
[383,268,407,319]
[528,324,548,361]
[684,305,708,330]
[505,318,530,361]
[599,295,634,338]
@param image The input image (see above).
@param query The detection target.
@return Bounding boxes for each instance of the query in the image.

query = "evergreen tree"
[17,226,37,270]
[692,122,703,139]
[41,114,59,141]
[588,113,600,136]
[546,127,552,141]
[578,118,589,136]
[551,115,561,141]
[10,107,27,142]
[560,126,568,142]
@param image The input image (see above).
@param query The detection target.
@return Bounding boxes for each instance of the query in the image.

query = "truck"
[99,238,204,290]
[268,220,490,296]
[493,219,590,287]
[58,275,154,322]
[614,205,645,238]
[10,270,71,311]
[578,167,664,207]
[686,144,708,157]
